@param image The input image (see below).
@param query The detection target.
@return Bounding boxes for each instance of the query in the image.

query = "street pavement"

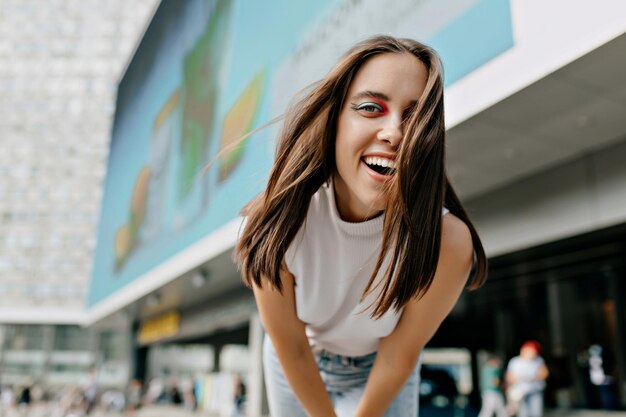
[0,405,220,417]
[546,411,626,417]
[2,404,626,417]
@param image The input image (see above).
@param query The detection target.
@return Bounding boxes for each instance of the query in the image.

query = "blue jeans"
[518,391,543,417]
[263,335,420,417]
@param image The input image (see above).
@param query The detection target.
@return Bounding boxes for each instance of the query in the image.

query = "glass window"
[0,362,45,378]
[3,325,44,351]
[54,325,89,351]
[99,331,128,362]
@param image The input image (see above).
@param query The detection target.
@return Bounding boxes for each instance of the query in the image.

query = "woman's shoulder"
[306,181,333,220]
[284,183,329,264]
[440,213,473,261]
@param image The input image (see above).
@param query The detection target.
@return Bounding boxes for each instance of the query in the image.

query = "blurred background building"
[1,0,626,415]
[0,0,159,390]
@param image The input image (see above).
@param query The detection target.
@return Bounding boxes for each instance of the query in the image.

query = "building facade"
[0,0,159,391]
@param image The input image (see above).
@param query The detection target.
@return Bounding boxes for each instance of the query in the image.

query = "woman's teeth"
[363,156,397,175]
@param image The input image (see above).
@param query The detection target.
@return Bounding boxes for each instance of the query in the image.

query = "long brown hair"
[235,35,487,318]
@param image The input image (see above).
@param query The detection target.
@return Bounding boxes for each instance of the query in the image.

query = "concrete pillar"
[87,327,99,368]
[213,344,222,373]
[547,275,565,356]
[0,324,6,386]
[247,312,268,417]
[41,325,55,386]
[606,266,626,406]
[129,319,148,383]
[494,308,511,359]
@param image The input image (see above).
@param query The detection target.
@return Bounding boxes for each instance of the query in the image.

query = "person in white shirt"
[236,35,487,417]
[1,385,15,410]
[506,340,549,417]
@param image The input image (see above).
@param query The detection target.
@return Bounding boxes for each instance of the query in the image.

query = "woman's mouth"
[362,156,397,176]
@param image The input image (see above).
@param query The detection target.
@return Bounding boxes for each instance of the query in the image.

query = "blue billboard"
[90,0,514,306]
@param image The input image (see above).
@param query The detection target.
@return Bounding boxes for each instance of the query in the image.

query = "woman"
[236,35,487,417]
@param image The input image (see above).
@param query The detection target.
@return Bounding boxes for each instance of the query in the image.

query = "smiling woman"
[235,35,487,417]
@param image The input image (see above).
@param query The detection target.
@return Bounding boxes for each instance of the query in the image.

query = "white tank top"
[285,181,448,356]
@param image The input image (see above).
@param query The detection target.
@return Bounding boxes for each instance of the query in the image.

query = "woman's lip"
[361,160,394,182]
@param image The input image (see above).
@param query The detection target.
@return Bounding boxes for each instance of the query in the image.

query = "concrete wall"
[469,136,626,257]
[447,0,626,127]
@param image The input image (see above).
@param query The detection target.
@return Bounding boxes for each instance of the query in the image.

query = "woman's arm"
[354,214,474,417]
[252,265,337,417]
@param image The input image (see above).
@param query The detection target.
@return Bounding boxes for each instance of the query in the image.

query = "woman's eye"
[351,102,383,114]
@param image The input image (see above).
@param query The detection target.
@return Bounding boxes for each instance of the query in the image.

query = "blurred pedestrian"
[232,374,246,416]
[182,381,197,411]
[101,389,125,412]
[235,34,487,417]
[506,340,549,417]
[587,344,619,409]
[59,385,83,415]
[478,354,507,417]
[17,384,31,409]
[144,377,164,404]
[168,377,182,405]
[124,378,143,414]
[1,385,15,410]
[83,367,98,415]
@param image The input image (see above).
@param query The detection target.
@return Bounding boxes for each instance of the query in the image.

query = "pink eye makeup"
[350,98,388,117]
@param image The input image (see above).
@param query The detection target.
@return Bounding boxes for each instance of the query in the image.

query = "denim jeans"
[263,335,420,417]
[478,391,507,417]
[517,391,543,417]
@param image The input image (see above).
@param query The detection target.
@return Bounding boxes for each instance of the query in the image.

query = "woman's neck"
[332,175,383,223]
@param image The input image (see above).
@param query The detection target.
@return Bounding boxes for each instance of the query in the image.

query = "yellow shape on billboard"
[218,71,265,182]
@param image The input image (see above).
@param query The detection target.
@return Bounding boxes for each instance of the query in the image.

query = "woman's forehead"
[347,52,428,104]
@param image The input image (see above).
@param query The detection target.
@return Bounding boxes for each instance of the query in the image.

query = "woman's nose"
[377,117,403,147]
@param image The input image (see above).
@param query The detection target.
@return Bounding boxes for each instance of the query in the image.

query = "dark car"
[419,366,477,417]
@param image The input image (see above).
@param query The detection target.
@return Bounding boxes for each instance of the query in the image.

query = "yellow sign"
[138,311,180,344]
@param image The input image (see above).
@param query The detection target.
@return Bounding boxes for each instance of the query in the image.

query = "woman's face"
[334,52,428,222]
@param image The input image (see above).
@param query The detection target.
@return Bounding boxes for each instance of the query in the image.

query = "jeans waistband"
[312,346,377,367]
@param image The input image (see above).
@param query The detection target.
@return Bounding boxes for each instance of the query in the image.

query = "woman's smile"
[362,154,397,180]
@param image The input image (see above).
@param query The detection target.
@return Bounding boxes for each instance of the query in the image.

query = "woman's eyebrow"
[350,90,418,107]
[350,90,389,101]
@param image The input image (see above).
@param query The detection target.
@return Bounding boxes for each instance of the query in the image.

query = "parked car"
[419,365,478,417]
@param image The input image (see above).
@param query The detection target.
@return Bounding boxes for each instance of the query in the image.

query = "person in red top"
[506,341,549,417]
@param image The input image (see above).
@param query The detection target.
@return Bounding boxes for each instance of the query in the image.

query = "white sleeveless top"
[284,181,449,356]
